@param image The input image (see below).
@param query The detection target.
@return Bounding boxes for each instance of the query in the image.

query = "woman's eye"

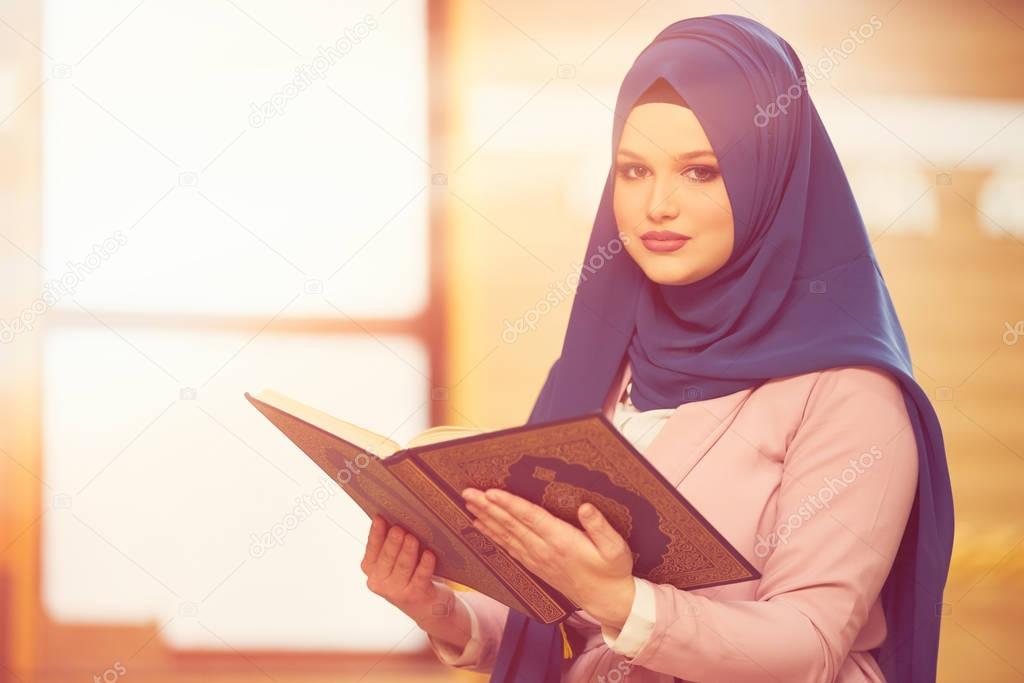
[618,164,650,180]
[616,164,718,182]
[683,166,719,183]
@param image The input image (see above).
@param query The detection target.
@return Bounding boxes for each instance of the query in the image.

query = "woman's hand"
[461,488,636,630]
[360,514,472,650]
[360,514,439,622]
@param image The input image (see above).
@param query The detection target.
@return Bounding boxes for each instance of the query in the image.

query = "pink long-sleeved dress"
[426,361,919,683]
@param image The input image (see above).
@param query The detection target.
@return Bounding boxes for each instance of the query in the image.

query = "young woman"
[359,14,954,683]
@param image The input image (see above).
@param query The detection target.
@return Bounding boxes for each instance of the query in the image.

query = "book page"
[252,389,402,457]
[404,424,487,449]
[252,390,489,455]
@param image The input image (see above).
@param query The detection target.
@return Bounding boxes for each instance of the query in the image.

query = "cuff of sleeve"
[601,577,656,658]
[427,590,483,667]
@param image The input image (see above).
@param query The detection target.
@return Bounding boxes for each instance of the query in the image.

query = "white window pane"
[41,0,429,317]
[43,327,431,650]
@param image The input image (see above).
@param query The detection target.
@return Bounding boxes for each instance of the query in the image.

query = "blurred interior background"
[1,0,1022,681]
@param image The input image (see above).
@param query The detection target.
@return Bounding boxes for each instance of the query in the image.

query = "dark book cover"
[246,392,760,624]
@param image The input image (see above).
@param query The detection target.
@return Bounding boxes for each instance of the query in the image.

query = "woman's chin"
[637,260,704,286]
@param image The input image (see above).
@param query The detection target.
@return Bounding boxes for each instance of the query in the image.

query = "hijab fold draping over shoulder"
[488,14,953,683]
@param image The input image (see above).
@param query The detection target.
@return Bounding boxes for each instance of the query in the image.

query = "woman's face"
[613,102,735,286]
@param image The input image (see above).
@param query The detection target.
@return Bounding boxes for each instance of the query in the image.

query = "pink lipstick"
[640,229,691,253]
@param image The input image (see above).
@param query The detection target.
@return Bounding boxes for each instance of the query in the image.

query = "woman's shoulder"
[810,364,905,401]
[778,366,919,485]
[766,364,904,398]
[758,364,909,429]
[786,365,911,437]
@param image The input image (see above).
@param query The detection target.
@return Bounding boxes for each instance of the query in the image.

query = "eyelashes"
[616,163,720,184]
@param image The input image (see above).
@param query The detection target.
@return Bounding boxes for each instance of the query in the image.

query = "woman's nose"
[647,181,681,221]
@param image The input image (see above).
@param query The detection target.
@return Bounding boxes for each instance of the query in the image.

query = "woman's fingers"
[465,488,580,567]
[360,519,443,626]
[467,502,511,542]
[374,524,406,577]
[386,532,420,586]
[364,521,430,589]
[409,548,437,593]
[360,515,387,574]
[466,500,533,564]
[577,503,628,561]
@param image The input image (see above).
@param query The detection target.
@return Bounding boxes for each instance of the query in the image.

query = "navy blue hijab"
[488,13,954,683]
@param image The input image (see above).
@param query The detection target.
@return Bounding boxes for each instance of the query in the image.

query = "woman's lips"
[640,229,691,253]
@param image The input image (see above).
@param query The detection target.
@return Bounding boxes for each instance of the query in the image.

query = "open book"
[246,389,760,624]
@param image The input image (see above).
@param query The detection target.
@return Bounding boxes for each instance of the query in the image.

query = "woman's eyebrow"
[616,148,717,162]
